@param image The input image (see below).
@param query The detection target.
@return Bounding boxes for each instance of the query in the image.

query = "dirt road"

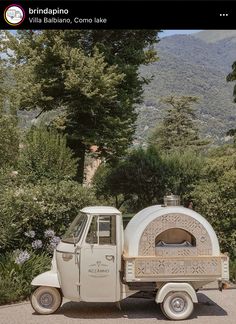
[0,289,235,324]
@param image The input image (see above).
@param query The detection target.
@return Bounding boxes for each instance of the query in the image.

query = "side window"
[86,215,116,245]
[86,215,98,244]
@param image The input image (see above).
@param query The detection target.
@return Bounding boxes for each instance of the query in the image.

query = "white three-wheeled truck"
[30,196,229,320]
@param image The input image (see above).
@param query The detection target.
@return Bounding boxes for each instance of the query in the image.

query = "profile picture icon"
[4,4,25,26]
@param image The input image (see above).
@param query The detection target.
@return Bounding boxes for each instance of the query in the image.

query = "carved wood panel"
[139,213,212,256]
[135,257,221,278]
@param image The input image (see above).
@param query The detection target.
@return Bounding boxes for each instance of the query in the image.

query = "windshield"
[62,212,88,244]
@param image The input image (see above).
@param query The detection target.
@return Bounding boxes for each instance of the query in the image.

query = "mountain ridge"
[194,30,236,43]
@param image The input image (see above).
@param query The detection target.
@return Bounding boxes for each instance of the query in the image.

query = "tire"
[160,302,167,318]
[30,286,62,315]
[161,291,194,320]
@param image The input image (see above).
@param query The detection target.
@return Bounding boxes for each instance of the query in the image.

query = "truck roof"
[80,206,121,215]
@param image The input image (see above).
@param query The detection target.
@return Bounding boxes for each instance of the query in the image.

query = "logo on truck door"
[88,261,110,277]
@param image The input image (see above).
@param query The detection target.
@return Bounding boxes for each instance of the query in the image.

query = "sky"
[160,30,202,38]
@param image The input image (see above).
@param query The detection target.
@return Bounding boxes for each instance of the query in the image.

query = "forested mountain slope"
[135,30,236,144]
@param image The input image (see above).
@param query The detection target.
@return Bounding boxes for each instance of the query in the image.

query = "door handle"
[62,253,73,261]
[105,255,115,262]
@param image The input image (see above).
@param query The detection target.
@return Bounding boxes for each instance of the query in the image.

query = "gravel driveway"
[0,289,235,324]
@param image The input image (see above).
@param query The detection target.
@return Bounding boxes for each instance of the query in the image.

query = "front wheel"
[30,286,62,315]
[161,291,194,320]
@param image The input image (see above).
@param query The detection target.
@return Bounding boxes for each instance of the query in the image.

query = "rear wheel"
[161,291,194,320]
[30,286,62,315]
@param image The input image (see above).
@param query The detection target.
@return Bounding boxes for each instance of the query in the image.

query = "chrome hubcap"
[171,297,185,313]
[39,293,54,308]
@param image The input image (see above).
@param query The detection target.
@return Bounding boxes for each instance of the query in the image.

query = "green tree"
[0,39,19,168]
[94,146,166,210]
[149,96,208,151]
[0,58,4,111]
[0,114,19,169]
[18,127,78,183]
[226,61,236,142]
[227,61,236,102]
[5,30,159,182]
[94,146,204,211]
[226,129,236,144]
[190,144,236,257]
[162,149,204,198]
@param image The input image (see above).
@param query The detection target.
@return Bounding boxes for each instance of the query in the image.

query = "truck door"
[80,215,117,302]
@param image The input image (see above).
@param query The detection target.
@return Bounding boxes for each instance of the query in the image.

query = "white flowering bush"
[0,130,102,305]
[0,123,105,305]
[0,229,60,305]
[0,180,98,253]
[0,251,51,305]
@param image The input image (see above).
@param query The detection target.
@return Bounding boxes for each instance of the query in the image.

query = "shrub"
[0,180,99,253]
[230,258,236,283]
[18,127,78,183]
[190,145,236,258]
[93,146,204,211]
[161,149,204,198]
[94,146,166,211]
[0,250,51,305]
[0,114,19,169]
[0,211,22,253]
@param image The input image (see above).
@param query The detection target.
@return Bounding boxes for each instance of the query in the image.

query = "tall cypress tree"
[226,61,236,142]
[149,96,208,151]
[227,61,236,103]
[0,50,19,168]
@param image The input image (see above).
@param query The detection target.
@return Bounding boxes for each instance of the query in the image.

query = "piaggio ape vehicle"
[30,195,229,320]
